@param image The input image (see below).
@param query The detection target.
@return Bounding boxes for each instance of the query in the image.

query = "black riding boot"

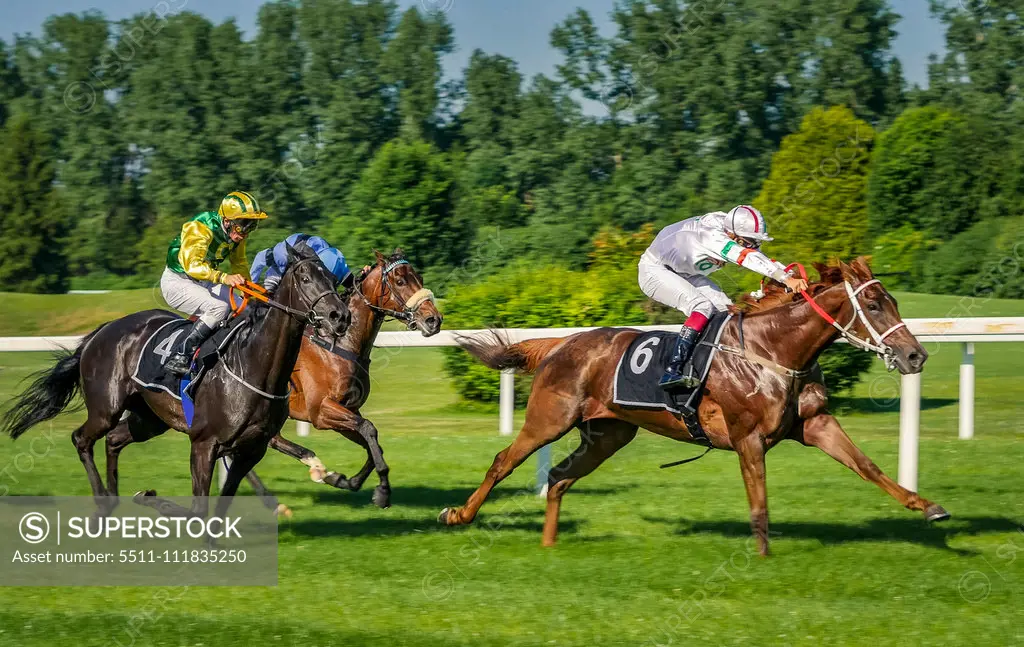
[659,325,701,390]
[165,320,215,377]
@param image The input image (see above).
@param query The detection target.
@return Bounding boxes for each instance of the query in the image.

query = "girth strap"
[704,342,811,379]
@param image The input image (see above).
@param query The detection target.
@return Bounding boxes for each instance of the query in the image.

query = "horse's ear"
[812,262,830,280]
[836,259,851,280]
[850,256,874,280]
[373,249,386,264]
[393,246,404,257]
[285,243,299,264]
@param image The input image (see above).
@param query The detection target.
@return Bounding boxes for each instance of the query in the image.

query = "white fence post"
[536,444,551,497]
[296,421,311,438]
[499,369,515,436]
[898,372,921,492]
[959,342,975,440]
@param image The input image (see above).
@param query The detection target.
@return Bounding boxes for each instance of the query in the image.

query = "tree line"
[0,0,1020,305]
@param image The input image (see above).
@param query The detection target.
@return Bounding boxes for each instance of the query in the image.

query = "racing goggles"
[227,219,261,237]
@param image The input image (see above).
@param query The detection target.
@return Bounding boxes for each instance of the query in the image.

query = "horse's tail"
[1,325,103,440]
[456,331,566,375]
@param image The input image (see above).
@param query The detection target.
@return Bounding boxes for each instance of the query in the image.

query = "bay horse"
[99,248,441,510]
[236,248,441,508]
[1,245,351,518]
[439,258,949,555]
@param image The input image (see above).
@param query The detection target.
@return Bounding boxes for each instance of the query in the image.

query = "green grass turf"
[0,293,1020,646]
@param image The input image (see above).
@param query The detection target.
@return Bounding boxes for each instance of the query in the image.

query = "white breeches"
[160,268,232,328]
[637,252,732,318]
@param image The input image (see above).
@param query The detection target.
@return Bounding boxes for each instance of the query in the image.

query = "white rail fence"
[3,317,1023,494]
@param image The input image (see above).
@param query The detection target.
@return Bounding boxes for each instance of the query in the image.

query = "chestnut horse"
[439,258,949,555]
[100,249,442,510]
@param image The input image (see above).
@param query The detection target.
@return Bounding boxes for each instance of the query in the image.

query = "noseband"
[354,259,435,328]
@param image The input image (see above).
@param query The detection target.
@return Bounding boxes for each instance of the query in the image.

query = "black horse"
[1,244,350,519]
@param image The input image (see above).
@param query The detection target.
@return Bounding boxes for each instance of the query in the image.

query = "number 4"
[153,330,184,365]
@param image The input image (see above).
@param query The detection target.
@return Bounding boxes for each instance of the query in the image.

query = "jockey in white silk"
[638,205,808,389]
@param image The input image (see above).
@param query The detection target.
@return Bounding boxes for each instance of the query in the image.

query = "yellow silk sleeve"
[228,239,251,281]
[177,221,224,284]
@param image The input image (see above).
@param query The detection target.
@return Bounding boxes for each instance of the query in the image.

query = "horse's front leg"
[132,438,216,518]
[187,438,217,518]
[313,400,391,509]
[734,431,770,557]
[269,433,334,484]
[797,414,950,522]
[240,464,293,518]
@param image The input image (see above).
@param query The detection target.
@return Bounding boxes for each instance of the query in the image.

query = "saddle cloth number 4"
[153,330,184,365]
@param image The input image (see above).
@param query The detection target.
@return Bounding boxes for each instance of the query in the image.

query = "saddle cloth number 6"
[630,337,660,375]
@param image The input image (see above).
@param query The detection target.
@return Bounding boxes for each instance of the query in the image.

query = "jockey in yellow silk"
[160,191,268,376]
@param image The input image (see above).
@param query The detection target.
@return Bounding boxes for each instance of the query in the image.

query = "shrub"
[817,345,875,396]
[441,262,649,404]
[868,106,978,239]
[921,219,1003,296]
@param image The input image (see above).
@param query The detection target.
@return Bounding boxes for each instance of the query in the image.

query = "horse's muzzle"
[894,346,928,375]
[420,314,442,336]
[320,306,351,339]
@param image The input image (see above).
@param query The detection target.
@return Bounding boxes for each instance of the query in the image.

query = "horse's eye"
[395,278,406,287]
[867,302,881,312]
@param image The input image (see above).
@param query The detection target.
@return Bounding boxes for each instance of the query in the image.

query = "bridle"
[353,258,435,328]
[230,256,339,332]
[790,263,906,370]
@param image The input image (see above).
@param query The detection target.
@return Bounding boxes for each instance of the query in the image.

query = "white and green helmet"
[726,205,772,243]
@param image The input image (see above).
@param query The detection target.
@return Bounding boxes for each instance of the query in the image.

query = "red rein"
[788,263,838,326]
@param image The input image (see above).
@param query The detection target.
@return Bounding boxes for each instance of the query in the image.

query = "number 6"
[630,337,660,374]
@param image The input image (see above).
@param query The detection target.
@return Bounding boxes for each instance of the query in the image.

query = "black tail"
[1,326,103,440]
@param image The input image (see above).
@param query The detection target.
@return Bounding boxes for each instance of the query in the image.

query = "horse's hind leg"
[440,394,579,527]
[542,420,638,547]
[71,412,122,510]
[105,407,169,498]
[798,414,949,521]
[105,422,132,499]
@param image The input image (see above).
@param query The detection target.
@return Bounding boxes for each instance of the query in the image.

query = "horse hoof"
[437,508,451,525]
[323,472,349,489]
[275,504,293,519]
[925,504,951,523]
[309,466,327,483]
[372,486,391,509]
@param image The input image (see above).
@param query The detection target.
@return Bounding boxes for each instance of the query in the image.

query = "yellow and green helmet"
[218,191,268,236]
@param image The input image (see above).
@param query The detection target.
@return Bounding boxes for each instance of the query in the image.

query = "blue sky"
[2,0,945,87]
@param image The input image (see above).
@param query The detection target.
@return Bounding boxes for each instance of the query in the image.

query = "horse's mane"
[734,257,872,313]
